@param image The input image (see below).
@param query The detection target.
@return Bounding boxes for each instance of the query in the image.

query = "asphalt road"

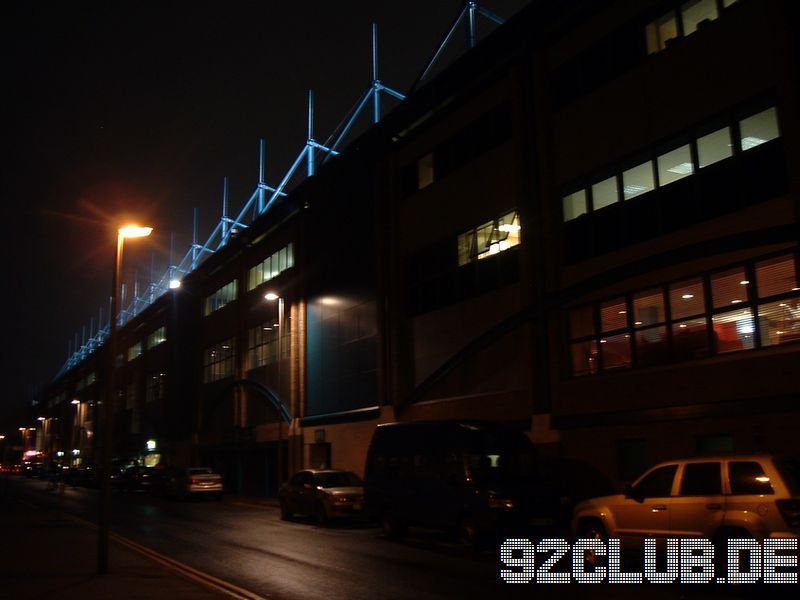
[6,476,789,600]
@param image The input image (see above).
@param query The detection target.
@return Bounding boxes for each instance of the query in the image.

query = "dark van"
[364,421,561,549]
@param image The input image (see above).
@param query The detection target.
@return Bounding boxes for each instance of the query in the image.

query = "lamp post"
[265,292,285,488]
[98,224,152,575]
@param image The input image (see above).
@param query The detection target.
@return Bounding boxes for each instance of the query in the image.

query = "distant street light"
[98,223,152,575]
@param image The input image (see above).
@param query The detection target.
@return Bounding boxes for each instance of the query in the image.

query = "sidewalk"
[0,485,228,600]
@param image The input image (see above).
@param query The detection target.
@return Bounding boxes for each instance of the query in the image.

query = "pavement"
[0,476,239,600]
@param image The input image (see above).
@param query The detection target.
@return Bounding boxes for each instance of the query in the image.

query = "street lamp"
[265,291,285,488]
[98,223,152,575]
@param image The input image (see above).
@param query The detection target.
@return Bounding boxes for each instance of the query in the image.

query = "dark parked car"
[364,421,562,549]
[163,467,223,500]
[115,465,155,492]
[279,469,365,525]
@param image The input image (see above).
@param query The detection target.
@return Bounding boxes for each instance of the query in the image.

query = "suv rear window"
[728,461,774,495]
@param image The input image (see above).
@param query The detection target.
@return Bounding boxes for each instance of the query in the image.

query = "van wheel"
[381,513,407,540]
[577,519,607,567]
[280,499,292,521]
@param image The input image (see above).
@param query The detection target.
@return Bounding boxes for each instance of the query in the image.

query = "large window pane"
[635,326,668,367]
[740,107,780,151]
[711,267,750,308]
[600,298,628,332]
[600,333,631,370]
[563,190,587,221]
[758,299,800,347]
[633,289,665,327]
[697,127,733,168]
[712,309,755,353]
[672,318,709,359]
[669,278,705,319]
[646,11,678,54]
[657,144,694,185]
[570,305,595,338]
[756,254,798,298]
[571,340,598,376]
[680,0,718,35]
[591,176,619,210]
[622,162,655,200]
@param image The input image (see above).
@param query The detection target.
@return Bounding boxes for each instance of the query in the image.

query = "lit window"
[633,289,665,328]
[600,333,632,371]
[711,268,749,308]
[570,340,598,376]
[680,0,718,35]
[646,11,678,54]
[600,298,628,332]
[562,190,587,221]
[622,162,655,200]
[697,127,733,168]
[457,210,520,266]
[247,243,295,291]
[657,144,694,185]
[203,338,237,383]
[204,280,238,316]
[756,254,797,297]
[758,299,800,347]
[712,309,755,353]
[147,326,167,349]
[740,107,780,151]
[127,342,142,362]
[669,278,705,319]
[591,176,619,210]
[247,323,279,370]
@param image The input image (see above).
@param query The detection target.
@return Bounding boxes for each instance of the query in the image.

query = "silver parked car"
[164,467,224,500]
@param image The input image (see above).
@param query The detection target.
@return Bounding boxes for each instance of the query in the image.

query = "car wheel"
[577,519,607,568]
[280,499,293,520]
[381,513,407,540]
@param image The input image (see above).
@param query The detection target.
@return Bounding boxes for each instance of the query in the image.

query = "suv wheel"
[713,527,752,578]
[577,519,607,567]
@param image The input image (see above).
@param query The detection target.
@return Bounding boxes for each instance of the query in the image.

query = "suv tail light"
[776,499,800,528]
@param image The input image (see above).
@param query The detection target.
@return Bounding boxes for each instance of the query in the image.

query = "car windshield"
[314,471,362,488]
[465,430,537,483]
[774,457,800,496]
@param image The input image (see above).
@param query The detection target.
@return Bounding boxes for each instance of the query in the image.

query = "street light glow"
[264,292,279,301]
[169,279,181,289]
[118,225,153,238]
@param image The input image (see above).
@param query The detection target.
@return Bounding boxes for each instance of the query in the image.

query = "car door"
[669,461,725,538]
[612,464,678,549]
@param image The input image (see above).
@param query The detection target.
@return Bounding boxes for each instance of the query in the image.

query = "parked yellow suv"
[571,454,800,548]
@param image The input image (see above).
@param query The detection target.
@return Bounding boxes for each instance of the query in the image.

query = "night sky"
[2,1,530,428]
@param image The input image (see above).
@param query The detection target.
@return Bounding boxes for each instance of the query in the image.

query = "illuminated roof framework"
[58,4,506,378]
